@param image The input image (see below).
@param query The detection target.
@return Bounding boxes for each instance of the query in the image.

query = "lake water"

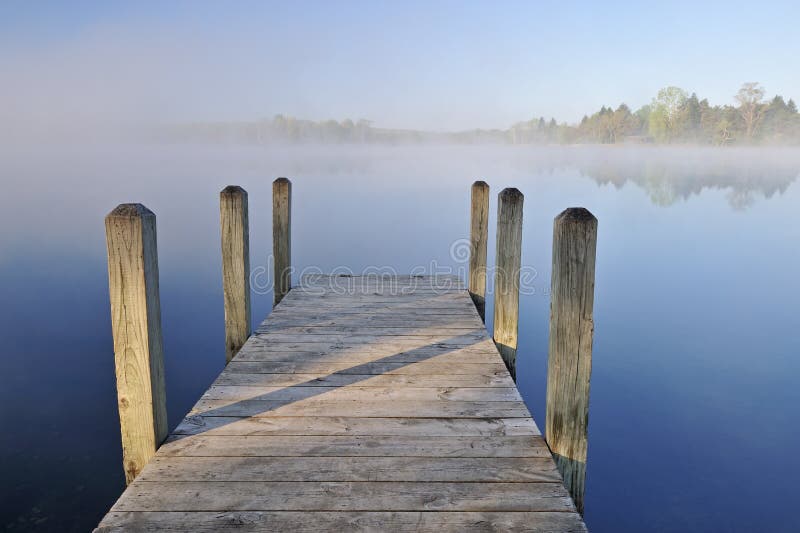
[1,143,799,532]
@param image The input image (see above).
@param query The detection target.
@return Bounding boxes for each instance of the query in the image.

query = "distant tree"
[557,122,578,144]
[734,82,766,140]
[607,104,639,142]
[679,93,702,141]
[355,119,372,142]
[711,105,740,145]
[284,116,299,141]
[272,114,287,137]
[714,118,734,145]
[340,118,355,142]
[761,95,800,144]
[548,118,558,142]
[649,87,688,142]
[635,105,651,135]
[698,99,717,143]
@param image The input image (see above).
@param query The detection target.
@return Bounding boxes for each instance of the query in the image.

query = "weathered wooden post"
[545,207,598,515]
[492,188,523,380]
[220,186,251,363]
[104,204,168,485]
[273,177,292,305]
[469,181,490,321]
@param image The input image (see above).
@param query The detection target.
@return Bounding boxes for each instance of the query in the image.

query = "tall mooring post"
[220,186,251,363]
[469,180,490,321]
[492,188,523,380]
[545,207,598,515]
[104,204,168,485]
[273,177,292,305]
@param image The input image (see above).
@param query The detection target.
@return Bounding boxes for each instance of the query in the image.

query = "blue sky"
[1,0,798,129]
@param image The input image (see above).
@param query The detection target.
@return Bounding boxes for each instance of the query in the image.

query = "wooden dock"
[96,274,587,531]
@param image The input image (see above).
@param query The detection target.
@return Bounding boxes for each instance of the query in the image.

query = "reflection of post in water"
[546,207,597,515]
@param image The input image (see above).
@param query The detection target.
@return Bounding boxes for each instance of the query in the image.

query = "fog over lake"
[1,143,799,532]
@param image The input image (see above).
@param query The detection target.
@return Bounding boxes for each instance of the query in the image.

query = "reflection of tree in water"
[236,145,798,211]
[577,149,799,210]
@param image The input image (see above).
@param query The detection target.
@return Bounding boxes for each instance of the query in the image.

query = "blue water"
[1,144,799,531]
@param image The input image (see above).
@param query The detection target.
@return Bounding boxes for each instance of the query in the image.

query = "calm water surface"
[1,144,799,532]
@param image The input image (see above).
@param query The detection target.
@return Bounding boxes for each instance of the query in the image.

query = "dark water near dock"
[1,144,799,532]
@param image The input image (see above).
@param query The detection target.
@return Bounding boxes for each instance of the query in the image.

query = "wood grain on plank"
[188,399,533,418]
[231,351,500,365]
[270,304,477,314]
[260,311,483,322]
[199,385,523,402]
[158,435,550,458]
[212,372,515,388]
[172,416,539,437]
[279,292,468,302]
[232,343,504,364]
[111,481,574,512]
[224,361,509,375]
[242,335,495,352]
[252,333,487,345]
[137,456,559,482]
[97,511,588,532]
[255,326,486,336]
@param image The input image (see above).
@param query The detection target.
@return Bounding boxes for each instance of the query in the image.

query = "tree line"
[164,83,800,146]
[510,83,799,145]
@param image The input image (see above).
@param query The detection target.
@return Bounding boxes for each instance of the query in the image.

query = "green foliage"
[551,82,799,145]
[648,87,688,142]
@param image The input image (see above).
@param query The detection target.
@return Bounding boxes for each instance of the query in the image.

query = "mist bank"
[154,83,800,147]
[7,81,799,148]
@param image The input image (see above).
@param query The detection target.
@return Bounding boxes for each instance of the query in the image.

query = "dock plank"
[97,511,587,532]
[172,416,539,436]
[136,456,561,482]
[200,385,524,402]
[188,399,533,418]
[212,372,515,388]
[96,276,585,531]
[110,481,575,512]
[158,435,553,458]
[231,347,507,364]
[224,361,509,375]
